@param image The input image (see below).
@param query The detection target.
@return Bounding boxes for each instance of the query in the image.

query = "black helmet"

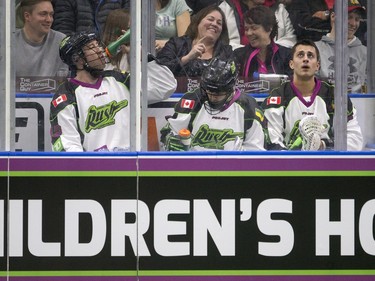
[201,58,238,114]
[200,57,238,93]
[59,31,99,68]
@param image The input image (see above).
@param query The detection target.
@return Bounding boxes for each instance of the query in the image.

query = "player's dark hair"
[291,39,321,62]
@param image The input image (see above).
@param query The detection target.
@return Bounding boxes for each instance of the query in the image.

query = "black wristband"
[322,138,334,149]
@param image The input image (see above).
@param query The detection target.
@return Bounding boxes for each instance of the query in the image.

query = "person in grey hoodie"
[315,0,366,93]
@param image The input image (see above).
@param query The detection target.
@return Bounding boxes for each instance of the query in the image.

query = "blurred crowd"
[15,0,368,93]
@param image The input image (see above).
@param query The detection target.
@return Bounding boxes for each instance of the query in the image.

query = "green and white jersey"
[162,89,267,151]
[50,71,131,152]
[262,79,363,151]
[50,62,177,152]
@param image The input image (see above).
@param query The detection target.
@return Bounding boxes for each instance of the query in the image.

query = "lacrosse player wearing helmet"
[50,31,177,152]
[160,57,267,151]
[261,39,363,151]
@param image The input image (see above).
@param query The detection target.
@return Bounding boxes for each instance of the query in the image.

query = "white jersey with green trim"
[50,61,177,152]
[51,75,131,152]
[165,89,267,151]
[262,80,363,151]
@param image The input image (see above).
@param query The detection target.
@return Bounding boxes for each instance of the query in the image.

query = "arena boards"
[0,151,375,280]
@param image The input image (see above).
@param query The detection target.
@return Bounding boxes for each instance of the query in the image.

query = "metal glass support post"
[140,0,154,151]
[333,0,348,150]
[0,0,15,151]
[149,1,156,57]
[367,0,374,93]
[129,0,142,151]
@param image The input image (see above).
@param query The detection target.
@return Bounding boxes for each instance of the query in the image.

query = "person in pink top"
[233,5,292,79]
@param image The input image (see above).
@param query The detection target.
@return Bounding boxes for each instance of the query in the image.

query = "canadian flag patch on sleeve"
[181,99,195,109]
[52,94,67,108]
[267,96,281,105]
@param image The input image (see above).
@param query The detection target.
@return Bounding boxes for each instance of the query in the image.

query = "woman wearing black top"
[157,5,233,78]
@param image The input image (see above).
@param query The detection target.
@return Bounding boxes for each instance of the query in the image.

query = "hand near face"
[189,36,207,59]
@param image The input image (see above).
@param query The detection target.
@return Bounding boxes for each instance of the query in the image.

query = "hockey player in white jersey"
[262,39,363,151]
[161,57,267,151]
[50,31,177,152]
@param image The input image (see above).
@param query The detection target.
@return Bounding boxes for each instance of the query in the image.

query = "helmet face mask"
[200,57,238,114]
[59,31,108,76]
[81,42,109,70]
[203,88,233,114]
[204,89,229,97]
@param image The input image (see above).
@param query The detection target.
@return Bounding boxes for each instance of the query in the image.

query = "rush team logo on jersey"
[267,96,281,105]
[52,94,67,107]
[85,100,128,133]
[181,99,195,109]
[192,124,243,150]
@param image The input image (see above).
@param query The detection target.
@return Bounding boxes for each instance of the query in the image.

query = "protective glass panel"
[7,0,375,152]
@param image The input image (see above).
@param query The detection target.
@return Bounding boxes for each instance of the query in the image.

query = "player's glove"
[299,115,324,151]
[165,133,186,151]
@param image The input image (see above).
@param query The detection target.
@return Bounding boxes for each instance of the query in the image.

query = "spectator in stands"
[263,0,297,48]
[50,31,177,152]
[156,5,233,78]
[15,0,68,78]
[16,0,24,28]
[233,5,292,79]
[220,0,296,49]
[186,0,219,15]
[219,0,263,50]
[286,0,332,42]
[355,0,367,46]
[51,0,129,37]
[279,0,292,4]
[155,0,192,52]
[102,9,131,72]
[160,57,267,151]
[261,39,363,151]
[315,0,367,93]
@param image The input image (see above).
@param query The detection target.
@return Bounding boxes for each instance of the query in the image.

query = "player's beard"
[204,92,233,115]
